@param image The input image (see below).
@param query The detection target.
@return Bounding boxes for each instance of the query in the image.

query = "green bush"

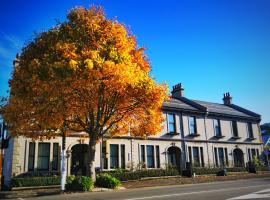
[100,168,179,181]
[192,167,248,175]
[95,173,121,189]
[226,167,248,173]
[257,165,269,171]
[11,176,61,187]
[192,167,221,175]
[65,175,94,191]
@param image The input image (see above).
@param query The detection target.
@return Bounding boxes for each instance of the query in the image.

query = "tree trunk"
[61,133,67,191]
[87,135,97,181]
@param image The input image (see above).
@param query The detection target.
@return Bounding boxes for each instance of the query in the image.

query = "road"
[27,178,270,200]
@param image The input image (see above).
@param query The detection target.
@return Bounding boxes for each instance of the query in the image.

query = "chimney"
[172,83,184,98]
[223,92,232,105]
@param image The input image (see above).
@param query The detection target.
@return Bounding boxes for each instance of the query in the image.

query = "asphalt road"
[26,178,270,200]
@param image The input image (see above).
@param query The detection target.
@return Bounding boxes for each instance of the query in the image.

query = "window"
[110,144,119,169]
[251,149,256,159]
[218,148,225,167]
[168,114,176,133]
[247,148,258,162]
[247,123,254,139]
[189,116,197,135]
[248,149,252,161]
[156,146,160,168]
[121,144,125,169]
[232,121,238,137]
[200,147,205,167]
[140,145,146,164]
[225,148,229,166]
[188,146,192,163]
[214,119,222,137]
[102,142,108,169]
[256,149,259,158]
[192,147,200,167]
[52,143,59,171]
[28,142,35,171]
[214,148,218,166]
[37,143,50,170]
[147,145,155,168]
[214,147,227,167]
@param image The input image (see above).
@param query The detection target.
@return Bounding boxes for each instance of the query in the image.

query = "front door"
[71,144,88,175]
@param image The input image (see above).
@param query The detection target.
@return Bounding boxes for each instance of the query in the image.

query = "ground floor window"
[140,145,146,165]
[121,144,125,169]
[28,142,35,171]
[188,146,204,167]
[192,147,200,167]
[214,147,228,167]
[147,145,155,168]
[140,145,159,168]
[110,144,119,169]
[52,143,59,171]
[37,143,50,170]
[156,145,160,168]
[248,148,259,162]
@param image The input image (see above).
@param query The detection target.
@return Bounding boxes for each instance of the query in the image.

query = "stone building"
[1,83,263,186]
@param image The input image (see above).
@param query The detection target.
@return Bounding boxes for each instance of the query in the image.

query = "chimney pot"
[172,83,184,98]
[223,92,232,105]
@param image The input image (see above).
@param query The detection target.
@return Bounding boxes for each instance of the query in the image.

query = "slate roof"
[163,98,198,111]
[162,97,260,120]
[192,100,252,118]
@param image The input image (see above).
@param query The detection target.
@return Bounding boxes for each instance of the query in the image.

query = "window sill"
[214,135,225,139]
[167,132,180,136]
[231,136,241,140]
[188,134,200,137]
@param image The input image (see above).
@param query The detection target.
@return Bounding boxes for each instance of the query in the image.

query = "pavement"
[21,177,270,200]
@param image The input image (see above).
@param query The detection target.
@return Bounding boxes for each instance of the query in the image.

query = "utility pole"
[61,131,67,192]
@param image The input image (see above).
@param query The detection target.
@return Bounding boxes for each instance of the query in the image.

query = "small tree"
[3,6,168,180]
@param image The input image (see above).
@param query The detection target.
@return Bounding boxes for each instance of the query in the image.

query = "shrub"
[65,176,94,191]
[95,173,121,189]
[99,168,179,181]
[192,167,248,175]
[15,171,60,178]
[257,165,269,171]
[11,176,61,187]
[192,167,222,175]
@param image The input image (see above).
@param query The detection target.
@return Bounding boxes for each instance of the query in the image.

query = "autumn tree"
[3,6,168,179]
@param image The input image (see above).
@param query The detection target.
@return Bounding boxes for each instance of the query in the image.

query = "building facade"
[2,83,263,186]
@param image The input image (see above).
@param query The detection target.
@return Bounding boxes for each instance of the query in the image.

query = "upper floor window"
[247,122,254,139]
[232,121,238,137]
[213,119,222,137]
[168,114,176,133]
[189,116,197,135]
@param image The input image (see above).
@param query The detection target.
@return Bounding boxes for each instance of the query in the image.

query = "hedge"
[11,176,61,187]
[192,167,248,175]
[100,168,180,181]
[257,166,269,171]
[95,173,121,189]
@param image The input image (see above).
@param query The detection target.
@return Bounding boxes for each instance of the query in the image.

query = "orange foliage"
[3,6,168,140]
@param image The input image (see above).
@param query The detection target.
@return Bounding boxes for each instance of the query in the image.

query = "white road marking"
[228,188,270,199]
[123,185,268,200]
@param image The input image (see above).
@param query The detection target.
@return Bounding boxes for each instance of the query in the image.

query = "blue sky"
[0,0,269,123]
